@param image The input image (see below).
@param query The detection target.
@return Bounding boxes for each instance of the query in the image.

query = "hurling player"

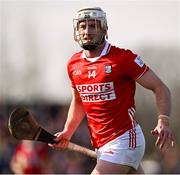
[49,7,175,174]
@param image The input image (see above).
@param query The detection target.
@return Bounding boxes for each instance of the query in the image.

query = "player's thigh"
[91,159,133,174]
[129,164,144,174]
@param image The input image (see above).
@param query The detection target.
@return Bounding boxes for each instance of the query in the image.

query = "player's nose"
[84,26,90,34]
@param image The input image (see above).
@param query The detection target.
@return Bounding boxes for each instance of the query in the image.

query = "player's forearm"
[154,83,171,117]
[137,69,171,119]
[64,97,85,138]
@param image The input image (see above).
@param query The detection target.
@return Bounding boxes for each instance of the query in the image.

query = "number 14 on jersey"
[88,70,96,78]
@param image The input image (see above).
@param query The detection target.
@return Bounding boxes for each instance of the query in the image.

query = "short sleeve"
[124,50,149,80]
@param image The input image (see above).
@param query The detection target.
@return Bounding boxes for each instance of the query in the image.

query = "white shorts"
[96,124,145,170]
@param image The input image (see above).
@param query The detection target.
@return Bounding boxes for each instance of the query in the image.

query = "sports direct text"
[76,82,116,102]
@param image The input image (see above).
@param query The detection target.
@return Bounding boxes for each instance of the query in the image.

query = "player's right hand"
[48,130,71,149]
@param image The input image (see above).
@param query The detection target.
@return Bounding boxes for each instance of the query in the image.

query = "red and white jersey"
[67,42,149,148]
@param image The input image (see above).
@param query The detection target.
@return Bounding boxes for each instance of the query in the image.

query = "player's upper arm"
[72,88,82,102]
[136,68,167,92]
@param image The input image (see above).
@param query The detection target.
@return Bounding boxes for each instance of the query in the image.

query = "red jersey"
[11,142,47,173]
[67,42,149,148]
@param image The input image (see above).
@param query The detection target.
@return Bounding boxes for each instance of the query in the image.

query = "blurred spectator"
[142,146,180,174]
[142,159,161,174]
[10,140,50,174]
[159,146,180,173]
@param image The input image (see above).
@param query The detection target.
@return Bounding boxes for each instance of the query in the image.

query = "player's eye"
[79,24,86,29]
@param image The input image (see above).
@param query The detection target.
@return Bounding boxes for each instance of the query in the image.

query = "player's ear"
[102,29,108,40]
[74,35,78,42]
[105,32,108,40]
[73,31,79,42]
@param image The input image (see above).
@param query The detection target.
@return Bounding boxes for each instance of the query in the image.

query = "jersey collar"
[81,41,111,62]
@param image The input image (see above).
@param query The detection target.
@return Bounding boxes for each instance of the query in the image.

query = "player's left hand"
[151,118,175,150]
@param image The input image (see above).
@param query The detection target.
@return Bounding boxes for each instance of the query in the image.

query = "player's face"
[77,19,104,46]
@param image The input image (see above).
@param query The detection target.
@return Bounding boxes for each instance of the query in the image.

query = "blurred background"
[0,0,180,174]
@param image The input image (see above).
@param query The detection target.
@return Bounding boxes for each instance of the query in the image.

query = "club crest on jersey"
[134,56,144,67]
[105,65,112,74]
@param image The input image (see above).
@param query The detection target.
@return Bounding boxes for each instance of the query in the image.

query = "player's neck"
[83,41,106,58]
